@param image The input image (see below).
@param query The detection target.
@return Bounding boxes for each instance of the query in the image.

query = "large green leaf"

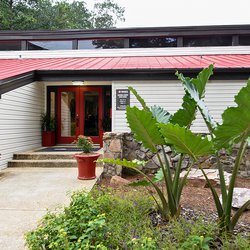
[128,86,150,112]
[159,123,214,160]
[177,67,216,131]
[151,105,172,124]
[214,80,250,149]
[171,65,213,128]
[192,64,214,98]
[170,93,197,127]
[126,106,165,152]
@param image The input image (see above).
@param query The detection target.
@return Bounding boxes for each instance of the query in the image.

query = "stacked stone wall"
[103,132,250,177]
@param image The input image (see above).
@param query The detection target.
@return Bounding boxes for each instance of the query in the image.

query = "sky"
[85,0,250,28]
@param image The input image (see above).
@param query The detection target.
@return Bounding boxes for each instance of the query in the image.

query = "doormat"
[36,147,100,152]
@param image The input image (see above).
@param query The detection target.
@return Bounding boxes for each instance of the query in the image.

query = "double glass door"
[57,87,103,144]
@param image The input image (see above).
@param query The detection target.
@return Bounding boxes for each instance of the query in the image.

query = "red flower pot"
[42,131,55,147]
[74,153,101,180]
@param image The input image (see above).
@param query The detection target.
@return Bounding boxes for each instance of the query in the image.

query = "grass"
[25,187,250,250]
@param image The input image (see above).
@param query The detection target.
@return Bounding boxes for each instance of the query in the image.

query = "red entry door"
[57,87,103,144]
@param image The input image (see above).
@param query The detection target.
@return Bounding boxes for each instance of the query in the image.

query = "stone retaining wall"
[103,132,250,177]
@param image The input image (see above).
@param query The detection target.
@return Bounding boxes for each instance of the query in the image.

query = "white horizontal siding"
[0,82,44,169]
[112,80,246,133]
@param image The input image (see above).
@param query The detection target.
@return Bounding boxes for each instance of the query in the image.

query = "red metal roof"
[1,54,250,81]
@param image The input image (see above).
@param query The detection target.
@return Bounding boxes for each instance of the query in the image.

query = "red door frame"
[57,86,103,145]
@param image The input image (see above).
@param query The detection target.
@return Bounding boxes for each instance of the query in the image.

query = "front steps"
[8,159,77,168]
[8,147,103,168]
[8,151,77,168]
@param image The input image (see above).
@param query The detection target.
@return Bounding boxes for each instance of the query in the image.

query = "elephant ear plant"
[180,69,250,232]
[98,66,214,220]
[99,66,250,233]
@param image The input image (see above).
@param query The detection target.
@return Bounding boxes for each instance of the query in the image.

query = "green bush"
[25,189,250,250]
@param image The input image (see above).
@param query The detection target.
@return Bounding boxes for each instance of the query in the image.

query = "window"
[239,35,250,45]
[27,40,72,50]
[0,40,21,50]
[183,36,232,47]
[78,39,124,49]
[129,37,177,48]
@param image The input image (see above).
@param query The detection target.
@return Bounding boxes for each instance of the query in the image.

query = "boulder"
[180,168,232,188]
[110,176,130,186]
[231,188,250,209]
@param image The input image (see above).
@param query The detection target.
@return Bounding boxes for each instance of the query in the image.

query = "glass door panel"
[61,92,76,137]
[57,88,79,144]
[84,92,99,136]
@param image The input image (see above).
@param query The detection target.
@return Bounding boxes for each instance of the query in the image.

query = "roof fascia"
[0,72,35,98]
[1,25,250,40]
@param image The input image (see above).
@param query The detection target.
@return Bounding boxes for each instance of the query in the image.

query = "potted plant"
[41,112,56,147]
[74,135,101,180]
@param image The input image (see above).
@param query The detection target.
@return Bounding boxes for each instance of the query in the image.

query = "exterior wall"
[112,80,246,133]
[0,82,44,169]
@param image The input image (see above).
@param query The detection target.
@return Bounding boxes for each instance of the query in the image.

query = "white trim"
[1,46,250,59]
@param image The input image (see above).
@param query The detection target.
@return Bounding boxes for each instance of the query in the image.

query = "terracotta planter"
[74,153,101,180]
[42,131,55,147]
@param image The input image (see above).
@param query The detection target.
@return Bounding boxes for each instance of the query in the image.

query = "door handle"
[76,114,79,127]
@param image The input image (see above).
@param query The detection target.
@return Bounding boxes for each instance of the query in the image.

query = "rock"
[144,160,158,170]
[110,176,130,186]
[232,188,250,209]
[220,188,250,209]
[136,150,146,160]
[171,155,180,162]
[109,139,122,152]
[152,153,163,167]
[163,146,172,153]
[180,169,232,188]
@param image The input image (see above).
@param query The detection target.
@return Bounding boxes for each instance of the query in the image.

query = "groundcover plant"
[99,65,250,233]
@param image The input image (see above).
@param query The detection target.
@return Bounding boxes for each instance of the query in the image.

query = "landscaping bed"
[25,179,250,249]
[99,174,250,225]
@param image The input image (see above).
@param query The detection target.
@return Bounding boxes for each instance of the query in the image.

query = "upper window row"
[1,35,250,51]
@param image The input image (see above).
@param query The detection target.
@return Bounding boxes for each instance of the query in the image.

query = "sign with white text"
[116,89,130,110]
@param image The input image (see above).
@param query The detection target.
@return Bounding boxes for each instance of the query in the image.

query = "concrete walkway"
[0,167,103,250]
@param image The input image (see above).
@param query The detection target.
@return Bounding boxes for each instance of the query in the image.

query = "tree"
[0,0,125,30]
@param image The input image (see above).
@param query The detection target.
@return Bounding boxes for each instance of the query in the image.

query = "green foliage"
[104,66,250,233]
[180,235,212,250]
[25,189,250,249]
[151,105,172,124]
[127,237,158,250]
[25,190,157,249]
[41,112,55,131]
[25,191,107,249]
[0,0,124,30]
[126,106,165,152]
[214,80,250,150]
[171,65,214,128]
[170,93,197,127]
[74,135,93,153]
[159,123,214,160]
[128,86,150,112]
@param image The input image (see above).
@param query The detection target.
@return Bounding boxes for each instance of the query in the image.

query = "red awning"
[1,54,250,81]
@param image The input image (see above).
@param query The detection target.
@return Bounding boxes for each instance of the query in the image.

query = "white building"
[0,25,250,169]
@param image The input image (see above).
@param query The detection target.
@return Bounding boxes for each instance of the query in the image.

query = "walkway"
[0,167,103,250]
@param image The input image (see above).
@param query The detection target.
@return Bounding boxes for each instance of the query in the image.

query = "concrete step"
[8,159,77,168]
[13,153,76,160]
